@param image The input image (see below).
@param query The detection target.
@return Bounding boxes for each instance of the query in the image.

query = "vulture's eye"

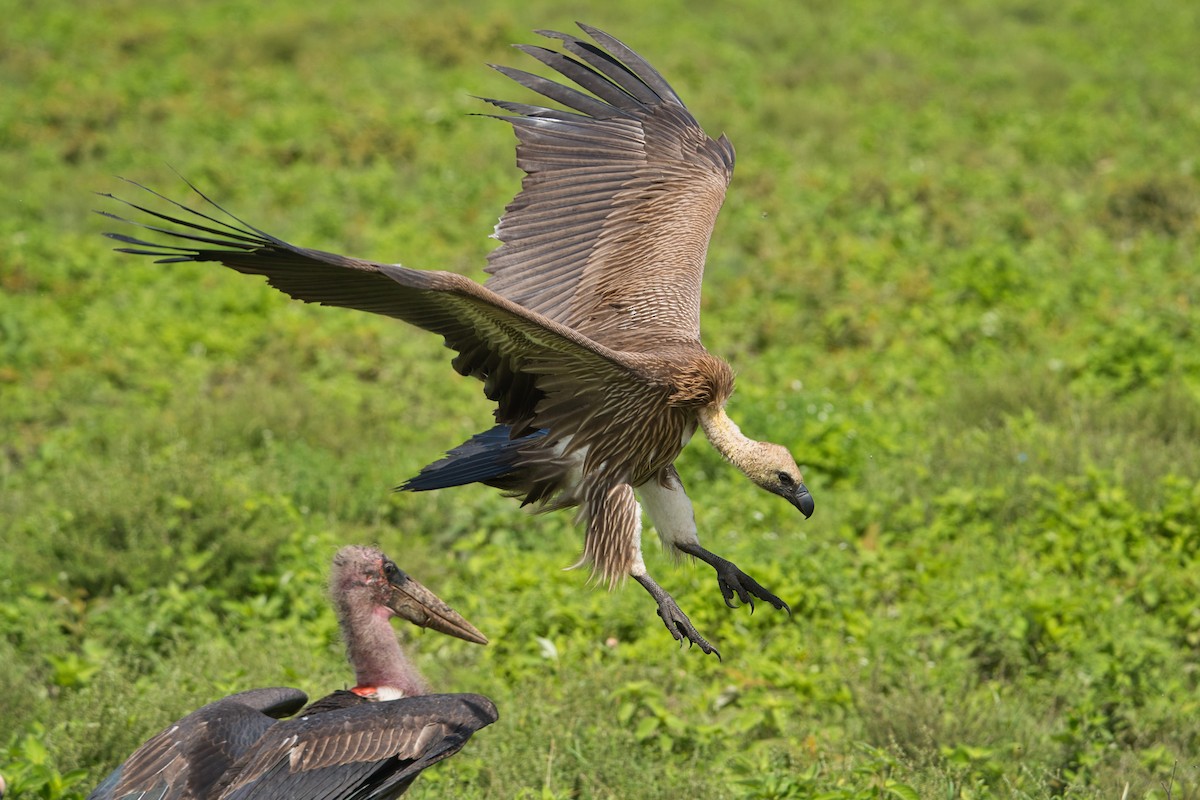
[777,471,795,487]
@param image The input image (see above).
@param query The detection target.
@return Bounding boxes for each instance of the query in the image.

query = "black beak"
[790,482,814,518]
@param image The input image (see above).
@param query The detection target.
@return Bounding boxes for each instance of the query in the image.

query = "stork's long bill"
[385,568,488,645]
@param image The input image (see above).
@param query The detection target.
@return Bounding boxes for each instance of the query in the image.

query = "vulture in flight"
[101,24,814,657]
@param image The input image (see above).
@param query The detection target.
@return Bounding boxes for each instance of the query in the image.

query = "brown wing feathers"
[101,178,655,423]
[478,26,733,351]
[100,23,729,490]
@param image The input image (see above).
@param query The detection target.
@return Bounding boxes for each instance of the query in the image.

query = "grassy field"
[2,0,1199,797]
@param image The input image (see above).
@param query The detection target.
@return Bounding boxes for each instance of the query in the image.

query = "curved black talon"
[677,542,791,615]
[718,568,790,615]
[636,573,721,659]
[654,604,721,660]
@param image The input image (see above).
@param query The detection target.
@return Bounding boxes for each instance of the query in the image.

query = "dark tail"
[399,425,548,492]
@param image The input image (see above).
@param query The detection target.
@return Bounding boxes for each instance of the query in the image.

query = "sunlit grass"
[2,0,1199,797]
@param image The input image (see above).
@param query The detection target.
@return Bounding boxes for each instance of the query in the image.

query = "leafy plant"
[3,1,1199,798]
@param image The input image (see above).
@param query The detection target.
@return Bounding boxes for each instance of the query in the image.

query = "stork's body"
[88,547,496,800]
[101,24,814,656]
[87,688,309,800]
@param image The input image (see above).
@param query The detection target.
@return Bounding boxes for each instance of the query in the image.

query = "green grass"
[2,0,1199,797]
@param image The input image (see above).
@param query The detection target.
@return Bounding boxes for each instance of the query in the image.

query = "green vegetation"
[2,0,1198,797]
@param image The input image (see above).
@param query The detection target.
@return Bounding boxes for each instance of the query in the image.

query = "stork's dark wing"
[87,688,308,800]
[100,183,671,444]
[214,693,499,800]
[296,689,366,716]
[482,23,735,352]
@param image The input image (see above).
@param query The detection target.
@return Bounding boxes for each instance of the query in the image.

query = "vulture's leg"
[633,572,719,659]
[637,467,790,614]
[584,482,720,657]
[675,540,790,614]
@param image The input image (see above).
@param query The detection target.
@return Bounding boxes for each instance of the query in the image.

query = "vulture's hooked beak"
[790,482,815,519]
[387,571,489,645]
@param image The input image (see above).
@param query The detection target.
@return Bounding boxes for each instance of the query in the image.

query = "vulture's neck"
[698,405,757,467]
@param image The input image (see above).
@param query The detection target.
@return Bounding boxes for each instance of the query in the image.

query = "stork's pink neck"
[341,604,430,698]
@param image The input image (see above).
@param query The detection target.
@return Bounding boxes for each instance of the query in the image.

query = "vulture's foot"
[633,573,721,659]
[676,542,791,615]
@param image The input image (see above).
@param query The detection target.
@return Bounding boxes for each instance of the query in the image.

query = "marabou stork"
[88,546,496,800]
[100,24,815,657]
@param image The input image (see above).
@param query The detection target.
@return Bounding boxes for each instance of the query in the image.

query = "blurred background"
[1,0,1197,796]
